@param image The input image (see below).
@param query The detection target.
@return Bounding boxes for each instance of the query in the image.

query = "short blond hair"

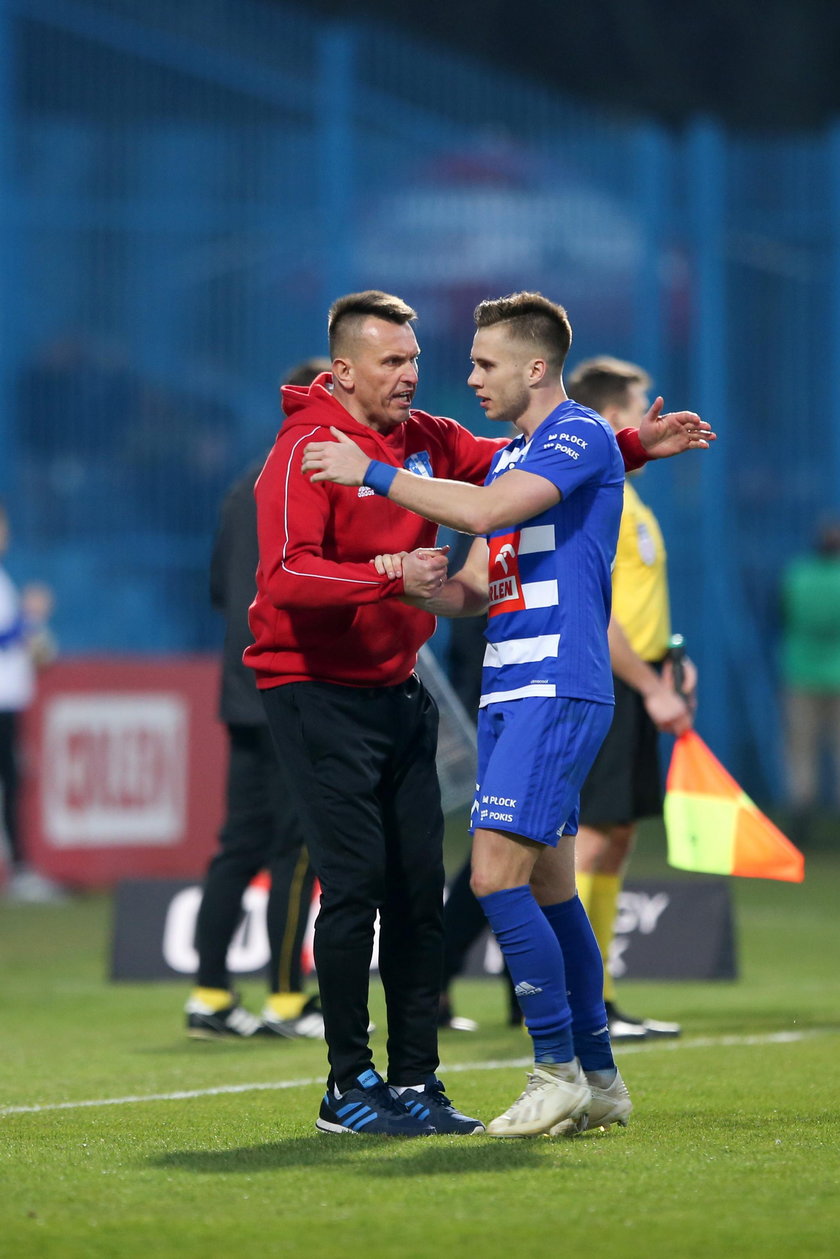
[473,291,572,373]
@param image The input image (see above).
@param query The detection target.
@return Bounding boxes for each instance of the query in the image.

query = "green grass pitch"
[2,831,839,1259]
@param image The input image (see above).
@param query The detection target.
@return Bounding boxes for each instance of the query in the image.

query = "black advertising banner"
[111,877,736,982]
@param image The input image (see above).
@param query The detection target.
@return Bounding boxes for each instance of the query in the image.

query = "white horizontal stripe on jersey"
[518,524,555,554]
[522,579,559,608]
[482,634,561,668]
[479,683,557,707]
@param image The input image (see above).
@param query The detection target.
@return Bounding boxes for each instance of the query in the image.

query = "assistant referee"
[569,357,695,1042]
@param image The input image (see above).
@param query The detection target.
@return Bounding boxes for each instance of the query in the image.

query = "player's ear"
[529,358,548,384]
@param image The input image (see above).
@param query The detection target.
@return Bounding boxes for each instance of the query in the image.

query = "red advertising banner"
[19,657,226,887]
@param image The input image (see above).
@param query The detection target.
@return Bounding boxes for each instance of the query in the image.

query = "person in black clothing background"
[185,358,330,1039]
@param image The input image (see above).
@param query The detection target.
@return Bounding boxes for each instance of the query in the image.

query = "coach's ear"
[332,356,354,390]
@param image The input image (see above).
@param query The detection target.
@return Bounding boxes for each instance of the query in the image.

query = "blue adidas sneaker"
[396,1075,485,1135]
[316,1069,435,1137]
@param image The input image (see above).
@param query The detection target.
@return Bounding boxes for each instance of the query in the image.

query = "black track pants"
[262,676,445,1092]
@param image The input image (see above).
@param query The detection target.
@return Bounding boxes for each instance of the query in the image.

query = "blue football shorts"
[470,695,614,846]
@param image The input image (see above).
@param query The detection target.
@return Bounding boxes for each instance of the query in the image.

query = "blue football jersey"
[479,400,624,707]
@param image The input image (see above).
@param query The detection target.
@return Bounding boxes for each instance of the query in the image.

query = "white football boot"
[487,1063,591,1138]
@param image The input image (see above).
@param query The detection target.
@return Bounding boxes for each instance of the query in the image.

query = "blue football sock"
[478,885,573,1064]
[541,895,615,1073]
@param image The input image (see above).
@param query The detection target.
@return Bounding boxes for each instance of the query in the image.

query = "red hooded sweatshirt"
[245,375,505,689]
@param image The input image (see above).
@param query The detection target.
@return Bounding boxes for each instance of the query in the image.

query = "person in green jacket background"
[780,519,840,843]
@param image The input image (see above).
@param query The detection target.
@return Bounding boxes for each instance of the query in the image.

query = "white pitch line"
[1,1028,832,1117]
[0,1075,325,1117]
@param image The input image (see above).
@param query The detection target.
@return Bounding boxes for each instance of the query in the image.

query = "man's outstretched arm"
[623,396,716,467]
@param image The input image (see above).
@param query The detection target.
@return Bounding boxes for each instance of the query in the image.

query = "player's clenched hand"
[638,396,716,458]
[401,547,450,599]
[302,428,370,485]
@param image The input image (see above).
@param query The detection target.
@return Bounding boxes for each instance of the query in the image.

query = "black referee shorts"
[578,672,664,827]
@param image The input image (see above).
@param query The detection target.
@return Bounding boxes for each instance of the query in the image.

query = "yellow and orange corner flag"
[664,731,804,882]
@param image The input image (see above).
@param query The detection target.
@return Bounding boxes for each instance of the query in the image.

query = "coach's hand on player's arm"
[303,430,369,485]
[638,396,716,458]
[372,550,409,580]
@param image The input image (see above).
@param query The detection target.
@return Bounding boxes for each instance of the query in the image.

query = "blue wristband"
[363,460,398,496]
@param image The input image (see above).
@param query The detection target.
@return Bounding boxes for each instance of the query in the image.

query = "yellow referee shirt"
[611,480,671,662]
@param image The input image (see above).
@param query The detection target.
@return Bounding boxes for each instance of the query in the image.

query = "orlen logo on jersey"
[41,694,188,847]
[488,532,527,615]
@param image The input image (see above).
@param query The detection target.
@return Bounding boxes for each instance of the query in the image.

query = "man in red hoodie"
[246,291,500,1136]
[246,289,712,1137]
